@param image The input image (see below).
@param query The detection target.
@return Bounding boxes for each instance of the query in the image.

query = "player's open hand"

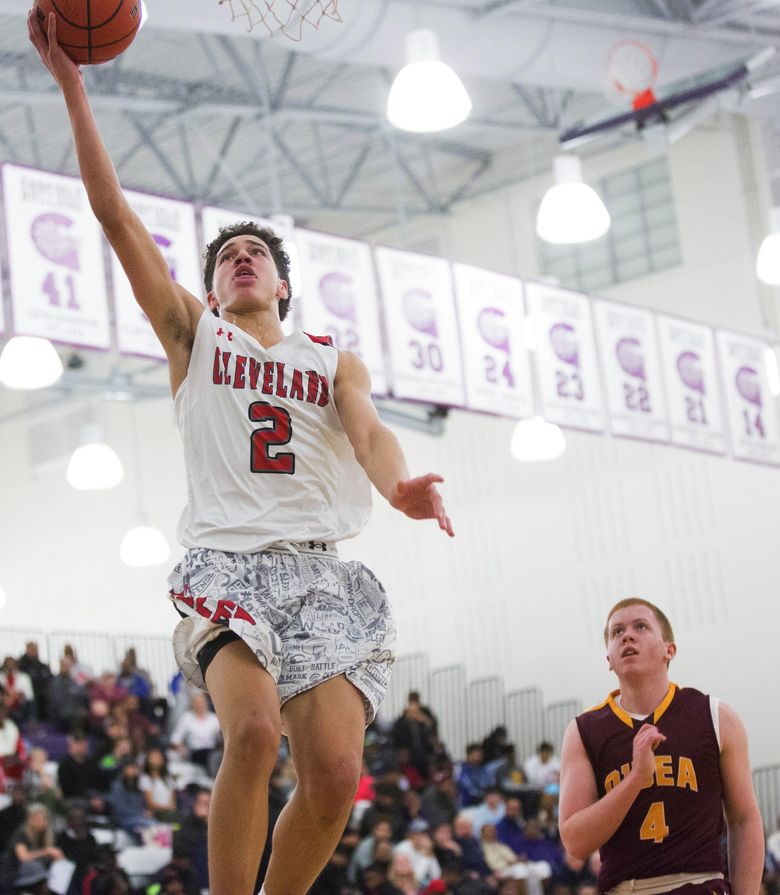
[28,9,83,91]
[390,474,454,537]
[630,723,666,786]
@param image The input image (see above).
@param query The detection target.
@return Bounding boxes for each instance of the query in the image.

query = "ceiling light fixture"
[510,416,567,462]
[756,208,780,285]
[120,523,170,567]
[0,337,63,390]
[387,29,472,133]
[536,155,611,244]
[66,423,124,490]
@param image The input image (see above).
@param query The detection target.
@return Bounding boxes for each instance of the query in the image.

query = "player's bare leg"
[205,640,282,895]
[262,675,365,895]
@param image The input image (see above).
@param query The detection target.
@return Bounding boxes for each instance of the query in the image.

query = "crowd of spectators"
[0,647,776,895]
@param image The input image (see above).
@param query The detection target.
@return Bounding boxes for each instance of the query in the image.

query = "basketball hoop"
[606,39,659,110]
[218,0,341,40]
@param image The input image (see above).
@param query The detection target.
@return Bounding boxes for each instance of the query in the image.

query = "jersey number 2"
[249,402,295,474]
[640,801,669,844]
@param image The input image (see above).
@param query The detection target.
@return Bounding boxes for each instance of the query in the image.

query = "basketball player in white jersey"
[29,12,454,895]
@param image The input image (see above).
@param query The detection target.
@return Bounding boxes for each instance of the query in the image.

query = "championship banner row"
[1,164,779,466]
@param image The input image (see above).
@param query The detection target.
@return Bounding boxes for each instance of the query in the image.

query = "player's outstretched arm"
[27,10,202,372]
[334,351,454,537]
[719,702,764,895]
[559,720,664,859]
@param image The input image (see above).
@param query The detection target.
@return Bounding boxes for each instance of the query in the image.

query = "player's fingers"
[47,11,59,49]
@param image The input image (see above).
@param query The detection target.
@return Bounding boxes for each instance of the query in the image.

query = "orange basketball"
[35,0,142,65]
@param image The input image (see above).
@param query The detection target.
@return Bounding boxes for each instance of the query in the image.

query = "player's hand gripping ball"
[35,0,142,64]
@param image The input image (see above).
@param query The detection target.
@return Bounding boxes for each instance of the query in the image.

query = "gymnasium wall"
[1,113,778,765]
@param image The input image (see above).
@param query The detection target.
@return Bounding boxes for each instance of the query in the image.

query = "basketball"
[35,0,142,65]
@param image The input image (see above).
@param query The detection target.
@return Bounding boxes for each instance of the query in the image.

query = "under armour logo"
[307,542,329,552]
[217,328,234,341]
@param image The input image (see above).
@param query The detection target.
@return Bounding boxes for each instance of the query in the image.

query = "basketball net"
[606,39,659,111]
[218,0,342,40]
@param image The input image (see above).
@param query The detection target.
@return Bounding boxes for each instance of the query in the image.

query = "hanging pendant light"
[537,156,611,244]
[0,337,63,390]
[67,423,124,490]
[120,524,170,567]
[756,208,780,285]
[387,29,472,133]
[511,416,567,461]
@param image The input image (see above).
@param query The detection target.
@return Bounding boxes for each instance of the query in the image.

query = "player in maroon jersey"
[559,598,763,895]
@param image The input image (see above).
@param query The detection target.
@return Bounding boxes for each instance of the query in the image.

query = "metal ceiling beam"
[477,0,772,45]
[125,114,193,199]
[696,0,780,26]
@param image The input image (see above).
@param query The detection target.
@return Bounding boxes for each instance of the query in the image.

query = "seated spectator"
[481,822,552,894]
[387,852,421,895]
[496,796,524,854]
[22,749,60,815]
[309,842,352,895]
[140,747,177,821]
[481,726,509,766]
[4,803,63,888]
[170,694,220,770]
[768,815,780,869]
[81,844,131,895]
[16,644,51,724]
[523,743,560,790]
[55,802,99,895]
[0,658,35,726]
[106,760,153,842]
[492,746,527,798]
[349,818,394,885]
[0,700,26,782]
[452,814,492,878]
[431,822,462,866]
[149,852,201,895]
[550,849,597,895]
[421,771,459,829]
[13,858,50,895]
[510,817,562,878]
[392,693,438,783]
[0,787,27,854]
[393,819,441,888]
[117,649,153,702]
[359,861,404,895]
[46,659,88,733]
[359,781,407,842]
[95,735,132,792]
[57,734,98,801]
[440,859,492,895]
[457,744,492,808]
[173,788,210,892]
[470,786,506,837]
[60,647,92,688]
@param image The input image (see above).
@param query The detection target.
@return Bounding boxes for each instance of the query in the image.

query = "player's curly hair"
[202,222,292,321]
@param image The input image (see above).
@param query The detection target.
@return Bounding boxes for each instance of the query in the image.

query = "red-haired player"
[559,598,763,895]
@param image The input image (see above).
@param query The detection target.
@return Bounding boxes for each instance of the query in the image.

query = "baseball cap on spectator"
[408,818,430,833]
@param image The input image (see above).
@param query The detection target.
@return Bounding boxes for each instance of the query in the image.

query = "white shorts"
[167,542,396,724]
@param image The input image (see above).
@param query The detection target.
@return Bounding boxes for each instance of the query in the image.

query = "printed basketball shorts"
[166,542,396,724]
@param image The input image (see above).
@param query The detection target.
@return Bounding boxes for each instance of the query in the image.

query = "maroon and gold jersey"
[576,684,726,893]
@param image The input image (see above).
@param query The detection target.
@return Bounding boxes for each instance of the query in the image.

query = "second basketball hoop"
[218,0,342,40]
[606,39,659,110]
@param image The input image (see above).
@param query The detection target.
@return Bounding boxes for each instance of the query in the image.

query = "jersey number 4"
[249,402,295,474]
[640,801,670,844]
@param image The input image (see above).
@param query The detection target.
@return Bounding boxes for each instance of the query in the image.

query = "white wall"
[1,113,779,766]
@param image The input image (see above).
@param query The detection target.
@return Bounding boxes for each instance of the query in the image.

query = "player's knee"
[223,712,281,765]
[300,752,361,814]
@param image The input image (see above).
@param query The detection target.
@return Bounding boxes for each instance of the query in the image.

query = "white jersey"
[175,311,371,552]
